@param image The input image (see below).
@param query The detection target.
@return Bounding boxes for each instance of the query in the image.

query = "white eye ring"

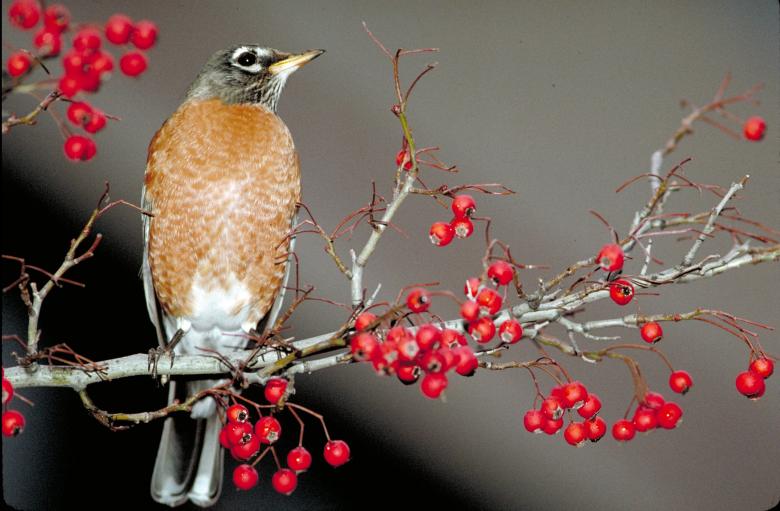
[231,46,271,74]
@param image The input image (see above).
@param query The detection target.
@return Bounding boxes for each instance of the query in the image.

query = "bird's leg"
[148,328,186,380]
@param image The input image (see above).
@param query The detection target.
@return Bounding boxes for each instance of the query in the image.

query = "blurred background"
[2,1,778,510]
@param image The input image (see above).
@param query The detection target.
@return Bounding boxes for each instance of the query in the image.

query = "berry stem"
[287,403,306,446]
[287,402,331,442]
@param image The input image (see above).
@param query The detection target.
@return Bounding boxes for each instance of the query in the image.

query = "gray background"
[3,1,779,510]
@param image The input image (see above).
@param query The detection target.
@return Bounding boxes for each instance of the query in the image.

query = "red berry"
[640,321,663,344]
[230,433,261,461]
[632,407,658,432]
[609,279,634,306]
[541,396,564,420]
[287,446,312,472]
[272,468,298,496]
[2,378,14,405]
[743,116,766,142]
[749,357,774,379]
[464,277,481,299]
[226,404,249,424]
[90,52,115,75]
[323,440,350,467]
[6,52,32,77]
[396,363,421,385]
[264,378,288,405]
[395,149,413,170]
[429,221,455,246]
[498,319,523,344]
[73,28,102,52]
[232,464,259,491]
[669,370,693,394]
[63,135,96,161]
[219,426,232,449]
[523,409,544,433]
[350,332,379,362]
[9,1,41,30]
[225,421,252,445]
[105,14,134,44]
[33,27,61,57]
[370,343,397,375]
[451,194,476,218]
[612,419,635,441]
[415,324,442,351]
[487,260,515,286]
[541,416,564,435]
[58,74,81,97]
[396,335,419,361]
[255,416,282,444]
[437,345,457,371]
[597,243,624,272]
[441,328,467,348]
[2,410,25,437]
[586,416,607,442]
[460,300,480,321]
[735,370,765,399]
[642,390,666,410]
[577,393,602,419]
[561,381,588,409]
[119,51,147,76]
[61,50,86,74]
[419,350,446,374]
[43,4,69,32]
[131,20,158,50]
[77,69,101,93]
[564,422,587,447]
[476,288,502,315]
[420,372,448,399]
[406,288,431,313]
[83,109,106,133]
[354,311,377,332]
[451,217,474,239]
[656,402,683,429]
[385,325,409,344]
[468,317,496,344]
[453,346,478,376]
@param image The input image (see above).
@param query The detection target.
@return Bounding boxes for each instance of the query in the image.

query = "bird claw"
[147,328,185,379]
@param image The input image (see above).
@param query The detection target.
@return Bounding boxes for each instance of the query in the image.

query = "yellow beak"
[268,49,325,76]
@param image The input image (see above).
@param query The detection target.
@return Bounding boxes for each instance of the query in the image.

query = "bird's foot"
[148,328,185,379]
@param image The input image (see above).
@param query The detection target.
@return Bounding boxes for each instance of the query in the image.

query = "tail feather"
[150,381,204,507]
[187,410,224,507]
[151,379,223,508]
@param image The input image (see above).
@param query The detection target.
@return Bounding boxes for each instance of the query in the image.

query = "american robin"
[142,45,324,507]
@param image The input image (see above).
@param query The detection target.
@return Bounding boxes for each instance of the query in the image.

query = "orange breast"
[144,99,300,325]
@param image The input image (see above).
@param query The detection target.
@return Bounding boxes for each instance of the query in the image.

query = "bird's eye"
[237,52,257,67]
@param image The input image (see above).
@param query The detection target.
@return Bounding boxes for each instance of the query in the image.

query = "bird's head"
[186,45,324,111]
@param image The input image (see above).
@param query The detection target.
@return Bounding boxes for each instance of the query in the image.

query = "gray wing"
[141,186,166,348]
[255,211,297,335]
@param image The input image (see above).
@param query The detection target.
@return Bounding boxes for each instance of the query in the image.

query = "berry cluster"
[735,356,773,399]
[2,369,25,437]
[5,1,159,161]
[615,391,684,441]
[428,194,477,246]
[350,311,479,399]
[219,378,350,495]
[523,382,608,446]
[460,261,523,344]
